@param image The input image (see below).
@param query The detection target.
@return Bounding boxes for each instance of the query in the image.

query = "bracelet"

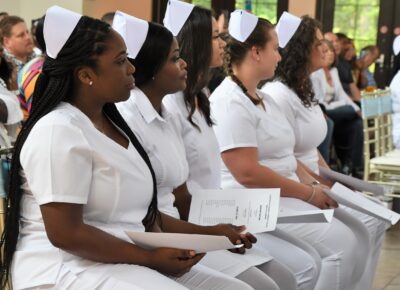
[306,184,317,202]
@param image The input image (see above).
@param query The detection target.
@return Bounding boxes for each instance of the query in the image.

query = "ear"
[2,36,11,50]
[76,66,96,86]
[250,46,260,61]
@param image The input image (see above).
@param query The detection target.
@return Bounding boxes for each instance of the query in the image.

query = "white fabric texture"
[13,102,154,289]
[163,91,221,192]
[310,68,360,112]
[391,71,400,148]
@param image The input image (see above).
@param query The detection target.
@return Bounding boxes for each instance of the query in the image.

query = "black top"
[337,57,354,95]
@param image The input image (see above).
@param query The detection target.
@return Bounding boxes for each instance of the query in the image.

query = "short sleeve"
[211,97,258,152]
[20,123,93,205]
[0,86,23,125]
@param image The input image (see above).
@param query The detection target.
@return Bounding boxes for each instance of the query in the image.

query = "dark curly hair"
[274,15,322,107]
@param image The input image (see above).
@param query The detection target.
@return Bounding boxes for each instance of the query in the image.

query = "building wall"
[288,0,317,18]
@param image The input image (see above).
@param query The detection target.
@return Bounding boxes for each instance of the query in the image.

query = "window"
[333,0,380,52]
[235,0,278,24]
[191,0,211,9]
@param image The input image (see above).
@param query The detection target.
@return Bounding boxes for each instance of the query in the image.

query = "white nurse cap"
[112,11,149,59]
[275,12,301,48]
[163,0,194,36]
[228,9,258,42]
[393,35,400,56]
[44,6,82,59]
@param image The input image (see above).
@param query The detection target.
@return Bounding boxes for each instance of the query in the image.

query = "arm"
[221,147,337,208]
[41,202,204,277]
[173,183,192,221]
[349,82,362,102]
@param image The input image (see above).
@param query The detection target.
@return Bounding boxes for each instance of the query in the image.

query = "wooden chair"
[362,89,400,197]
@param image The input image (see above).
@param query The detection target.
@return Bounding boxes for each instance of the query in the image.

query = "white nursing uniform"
[13,102,192,290]
[262,80,386,290]
[391,71,400,148]
[163,92,221,192]
[211,78,363,290]
[118,88,278,282]
[0,86,23,146]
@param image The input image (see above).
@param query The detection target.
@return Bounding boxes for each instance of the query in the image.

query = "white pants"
[26,263,255,290]
[339,206,386,290]
[279,217,359,290]
[255,231,320,290]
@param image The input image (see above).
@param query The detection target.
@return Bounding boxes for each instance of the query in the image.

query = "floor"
[372,223,400,290]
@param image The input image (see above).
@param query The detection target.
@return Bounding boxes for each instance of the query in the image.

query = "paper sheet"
[125,232,242,253]
[326,183,400,225]
[319,166,384,196]
[188,189,280,234]
[278,197,334,223]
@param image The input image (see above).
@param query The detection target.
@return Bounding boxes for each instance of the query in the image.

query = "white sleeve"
[0,86,23,124]
[212,98,258,152]
[332,68,360,112]
[20,123,93,205]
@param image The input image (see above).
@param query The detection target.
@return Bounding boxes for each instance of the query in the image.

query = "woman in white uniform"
[116,7,294,290]
[210,11,362,290]
[0,7,256,290]
[163,7,320,290]
[391,35,400,148]
[262,21,386,290]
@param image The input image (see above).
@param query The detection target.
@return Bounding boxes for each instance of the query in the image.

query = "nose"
[127,60,135,75]
[180,58,187,69]
[220,37,226,49]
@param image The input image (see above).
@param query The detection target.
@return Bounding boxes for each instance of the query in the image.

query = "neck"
[140,84,165,114]
[69,87,105,123]
[232,64,260,96]
[6,48,28,63]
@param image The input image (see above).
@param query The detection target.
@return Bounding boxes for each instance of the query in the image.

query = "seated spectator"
[334,33,362,102]
[311,39,363,177]
[18,16,45,120]
[355,45,380,89]
[0,16,35,74]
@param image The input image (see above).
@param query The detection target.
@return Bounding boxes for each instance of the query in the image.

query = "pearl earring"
[89,81,93,86]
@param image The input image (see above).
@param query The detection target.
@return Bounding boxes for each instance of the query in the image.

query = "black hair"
[130,22,173,87]
[0,15,159,287]
[34,16,46,52]
[176,5,213,130]
[224,17,274,108]
[0,54,12,89]
[273,15,321,107]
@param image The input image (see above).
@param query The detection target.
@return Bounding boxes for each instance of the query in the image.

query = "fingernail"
[236,240,241,244]
[190,250,196,256]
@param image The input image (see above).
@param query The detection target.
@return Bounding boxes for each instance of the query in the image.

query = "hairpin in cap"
[228,9,258,42]
[163,0,194,36]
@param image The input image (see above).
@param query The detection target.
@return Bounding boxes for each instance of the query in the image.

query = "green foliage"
[333,1,380,53]
[192,0,212,8]
[236,0,277,24]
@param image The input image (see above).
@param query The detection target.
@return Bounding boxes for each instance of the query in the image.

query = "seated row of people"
[0,1,388,290]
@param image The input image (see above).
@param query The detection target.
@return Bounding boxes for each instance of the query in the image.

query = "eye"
[172,55,181,62]
[117,57,127,65]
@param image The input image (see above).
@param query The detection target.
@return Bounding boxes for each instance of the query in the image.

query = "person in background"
[311,39,363,177]
[17,16,45,121]
[355,45,380,89]
[0,16,35,74]
[391,35,400,149]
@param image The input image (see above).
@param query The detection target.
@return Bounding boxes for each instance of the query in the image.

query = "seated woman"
[262,22,385,290]
[211,11,363,290]
[115,6,287,290]
[0,6,252,290]
[311,39,363,176]
[163,5,320,290]
[391,35,400,149]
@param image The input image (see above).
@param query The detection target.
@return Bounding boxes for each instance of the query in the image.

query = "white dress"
[12,102,251,290]
[118,88,273,279]
[211,77,360,290]
[391,71,400,148]
[262,80,386,290]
